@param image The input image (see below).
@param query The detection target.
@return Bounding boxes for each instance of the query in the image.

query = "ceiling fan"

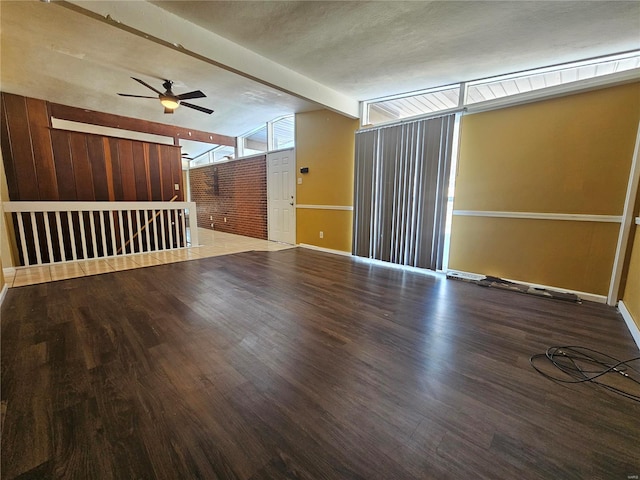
[118,77,214,115]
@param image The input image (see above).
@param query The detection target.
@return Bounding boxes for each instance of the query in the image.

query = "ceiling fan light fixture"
[120,78,212,114]
[160,97,180,110]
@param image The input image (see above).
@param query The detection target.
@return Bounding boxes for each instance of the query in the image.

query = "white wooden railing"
[3,201,199,267]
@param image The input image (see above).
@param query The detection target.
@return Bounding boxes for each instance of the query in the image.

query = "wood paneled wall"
[1,92,183,202]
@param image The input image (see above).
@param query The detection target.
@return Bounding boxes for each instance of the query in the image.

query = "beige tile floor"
[5,229,295,288]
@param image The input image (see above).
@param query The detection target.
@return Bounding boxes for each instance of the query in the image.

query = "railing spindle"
[30,212,43,265]
[99,211,108,258]
[79,211,88,260]
[109,211,117,257]
[68,211,78,261]
[160,209,166,250]
[167,209,175,250]
[136,210,143,253]
[180,208,187,248]
[16,212,30,266]
[127,210,134,254]
[145,210,151,252]
[43,212,54,264]
[89,211,98,259]
[152,209,159,251]
[55,211,66,262]
[118,211,126,256]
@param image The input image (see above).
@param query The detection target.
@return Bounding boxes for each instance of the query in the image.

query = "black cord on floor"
[530,345,640,402]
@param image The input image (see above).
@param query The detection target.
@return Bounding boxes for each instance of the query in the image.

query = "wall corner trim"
[618,300,640,352]
[0,283,8,306]
[608,120,640,305]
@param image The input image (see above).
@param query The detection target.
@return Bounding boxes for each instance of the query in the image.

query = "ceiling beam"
[61,0,360,119]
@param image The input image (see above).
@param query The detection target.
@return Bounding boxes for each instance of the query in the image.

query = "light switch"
[297,178,302,184]
[174,184,180,190]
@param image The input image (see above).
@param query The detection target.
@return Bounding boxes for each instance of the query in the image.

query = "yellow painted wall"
[295,109,359,252]
[455,83,639,214]
[297,209,353,252]
[450,217,619,295]
[623,227,640,330]
[450,82,640,295]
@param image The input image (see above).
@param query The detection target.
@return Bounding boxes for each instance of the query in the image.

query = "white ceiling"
[152,0,640,99]
[1,0,639,139]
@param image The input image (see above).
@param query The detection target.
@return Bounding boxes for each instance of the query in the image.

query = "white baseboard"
[298,243,352,257]
[618,300,640,352]
[3,267,16,278]
[446,269,607,304]
[0,283,7,306]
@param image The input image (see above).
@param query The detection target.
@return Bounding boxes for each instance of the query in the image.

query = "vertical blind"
[353,114,455,270]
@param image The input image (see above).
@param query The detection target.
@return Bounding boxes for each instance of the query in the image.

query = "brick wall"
[189,155,267,239]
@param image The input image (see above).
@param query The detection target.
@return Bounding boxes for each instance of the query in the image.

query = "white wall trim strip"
[453,210,622,223]
[618,300,640,352]
[4,201,195,212]
[0,283,7,306]
[298,243,352,256]
[51,118,174,146]
[296,205,353,211]
[446,268,607,304]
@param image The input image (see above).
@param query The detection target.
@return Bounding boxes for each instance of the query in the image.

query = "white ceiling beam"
[62,0,360,119]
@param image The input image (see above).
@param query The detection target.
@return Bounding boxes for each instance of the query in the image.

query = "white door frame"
[267,148,296,244]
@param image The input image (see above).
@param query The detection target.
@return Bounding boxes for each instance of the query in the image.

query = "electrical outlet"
[210,223,214,227]
[319,231,323,239]
[210,216,213,220]
[174,183,180,190]
[224,217,227,223]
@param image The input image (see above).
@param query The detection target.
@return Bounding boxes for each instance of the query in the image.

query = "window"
[271,115,295,150]
[212,145,235,162]
[237,115,296,157]
[364,85,460,125]
[466,51,640,104]
[190,155,211,167]
[241,124,268,156]
[363,50,640,126]
[189,145,235,168]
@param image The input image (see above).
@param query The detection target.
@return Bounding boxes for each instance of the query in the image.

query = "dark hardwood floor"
[1,248,639,479]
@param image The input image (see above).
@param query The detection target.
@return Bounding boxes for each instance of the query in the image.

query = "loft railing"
[3,201,199,267]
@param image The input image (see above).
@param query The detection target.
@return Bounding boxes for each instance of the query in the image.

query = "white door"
[267,149,296,244]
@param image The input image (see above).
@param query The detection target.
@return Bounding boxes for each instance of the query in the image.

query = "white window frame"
[361,50,640,127]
